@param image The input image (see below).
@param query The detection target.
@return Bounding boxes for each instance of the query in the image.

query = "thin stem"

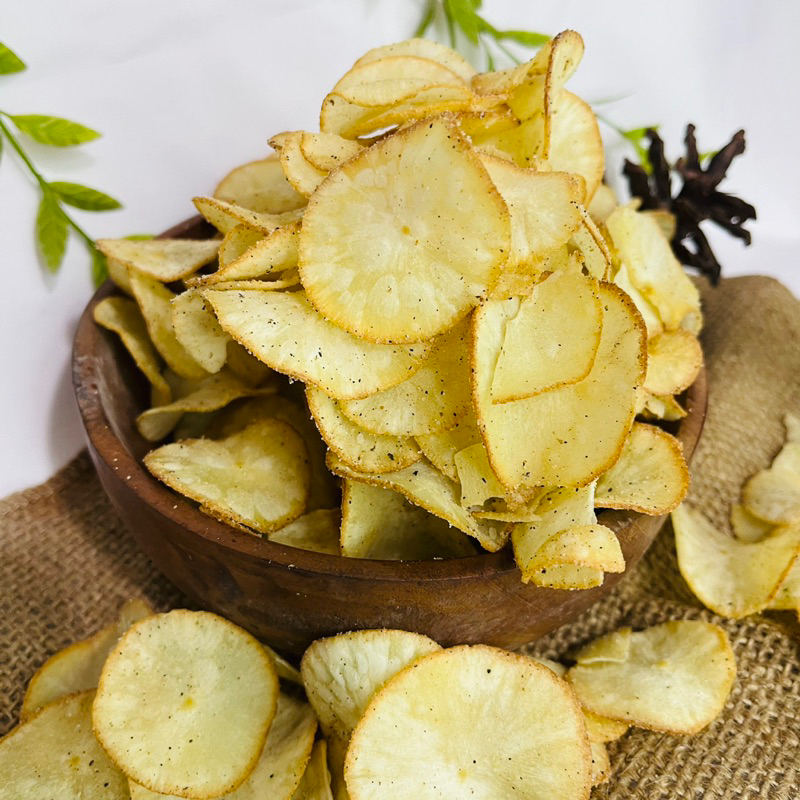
[443,3,457,48]
[493,38,521,65]
[0,111,96,248]
[414,0,436,37]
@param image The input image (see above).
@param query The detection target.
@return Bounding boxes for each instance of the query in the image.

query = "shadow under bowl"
[72,216,707,657]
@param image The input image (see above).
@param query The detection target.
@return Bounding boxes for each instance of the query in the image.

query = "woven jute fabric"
[1,276,799,797]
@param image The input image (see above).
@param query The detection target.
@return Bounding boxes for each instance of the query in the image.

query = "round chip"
[92,610,279,798]
[0,691,128,798]
[299,116,511,343]
[144,418,311,533]
[345,645,591,800]
[567,620,736,735]
[213,156,307,214]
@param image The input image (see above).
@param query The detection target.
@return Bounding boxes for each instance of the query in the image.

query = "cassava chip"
[473,282,646,490]
[214,156,307,214]
[742,464,800,525]
[490,270,603,403]
[582,710,629,744]
[415,413,481,482]
[130,271,208,379]
[570,206,611,279]
[340,480,476,560]
[589,742,611,786]
[96,238,220,283]
[730,503,774,543]
[769,560,800,613]
[0,691,128,798]
[128,692,316,800]
[345,645,591,800]
[301,629,441,799]
[217,225,265,269]
[92,610,279,798]
[595,422,689,514]
[136,369,268,442]
[328,454,508,552]
[307,386,421,474]
[93,296,171,405]
[299,116,510,343]
[271,131,328,197]
[612,261,663,338]
[643,330,703,396]
[338,320,471,436]
[300,132,363,171]
[567,620,736,734]
[269,508,341,555]
[292,740,334,800]
[144,418,310,533]
[454,442,507,508]
[206,289,431,400]
[21,598,152,719]
[194,196,304,235]
[352,38,475,82]
[672,503,800,617]
[171,288,232,373]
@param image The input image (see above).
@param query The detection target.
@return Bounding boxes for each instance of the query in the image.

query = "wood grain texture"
[72,216,707,656]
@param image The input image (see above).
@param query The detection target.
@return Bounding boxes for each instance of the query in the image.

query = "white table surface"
[2,0,799,497]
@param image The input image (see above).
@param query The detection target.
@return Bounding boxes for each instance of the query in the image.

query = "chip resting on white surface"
[567,620,736,734]
[345,644,591,800]
[92,610,279,798]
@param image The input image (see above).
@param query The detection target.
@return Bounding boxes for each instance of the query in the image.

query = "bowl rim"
[72,215,707,584]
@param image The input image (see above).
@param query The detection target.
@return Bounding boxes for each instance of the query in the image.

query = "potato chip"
[129,692,316,800]
[477,153,583,265]
[93,296,171,406]
[0,691,128,798]
[269,508,341,555]
[672,503,800,617]
[345,645,591,800]
[415,413,481,482]
[144,418,310,533]
[606,206,700,331]
[338,320,471,437]
[644,330,703,396]
[595,423,689,514]
[214,156,307,214]
[292,740,334,800]
[130,271,208,380]
[473,282,646,490]
[271,131,328,196]
[730,503,774,543]
[490,271,603,404]
[340,480,476,559]
[171,288,232,373]
[742,453,800,525]
[307,386,421,474]
[196,222,300,285]
[206,289,431,401]
[96,238,220,283]
[302,629,442,799]
[194,196,304,235]
[567,620,736,734]
[328,454,508,552]
[299,116,510,344]
[210,395,340,512]
[93,610,279,798]
[300,132,363,172]
[21,599,152,719]
[352,38,475,82]
[454,442,507,508]
[546,91,604,202]
[136,369,267,442]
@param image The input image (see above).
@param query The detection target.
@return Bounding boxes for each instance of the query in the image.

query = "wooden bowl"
[73,217,707,657]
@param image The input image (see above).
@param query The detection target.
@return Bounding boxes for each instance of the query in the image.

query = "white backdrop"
[2,0,799,496]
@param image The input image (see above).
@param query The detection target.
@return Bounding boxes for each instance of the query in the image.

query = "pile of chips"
[673,413,800,618]
[94,31,704,586]
[2,606,736,798]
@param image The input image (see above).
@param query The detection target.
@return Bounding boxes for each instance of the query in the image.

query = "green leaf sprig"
[0,41,121,286]
[415,0,550,70]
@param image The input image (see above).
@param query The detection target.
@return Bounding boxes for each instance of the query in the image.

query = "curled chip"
[567,620,736,735]
[271,131,328,197]
[595,422,689,514]
[129,692,317,800]
[144,418,311,533]
[340,480,476,560]
[643,330,703,397]
[92,610,279,798]
[291,740,334,800]
[96,238,220,283]
[345,645,591,800]
[213,156,307,214]
[194,195,304,235]
[673,503,800,617]
[299,115,510,343]
[171,288,232,373]
[269,508,341,555]
[21,599,152,719]
[0,691,128,798]
[301,629,441,799]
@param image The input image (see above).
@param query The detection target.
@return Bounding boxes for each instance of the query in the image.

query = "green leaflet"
[36,193,68,271]
[10,113,100,147]
[0,42,26,75]
[50,181,121,211]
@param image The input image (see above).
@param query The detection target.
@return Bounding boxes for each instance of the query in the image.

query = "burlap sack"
[1,276,799,797]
